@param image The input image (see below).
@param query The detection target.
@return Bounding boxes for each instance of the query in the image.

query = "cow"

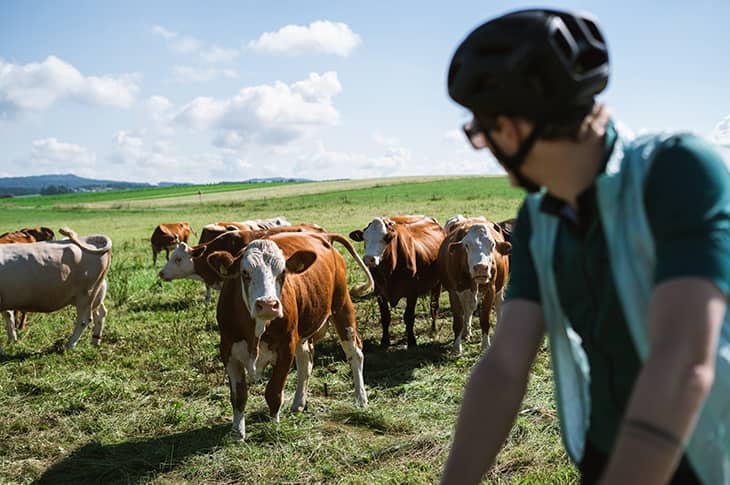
[205,231,372,439]
[0,226,56,330]
[438,216,511,354]
[150,222,192,265]
[349,215,446,348]
[0,227,112,354]
[160,224,326,302]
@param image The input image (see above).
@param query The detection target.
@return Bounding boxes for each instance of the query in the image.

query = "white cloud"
[0,56,139,116]
[201,45,240,63]
[710,115,730,147]
[106,130,255,183]
[173,66,239,83]
[152,24,240,63]
[173,71,342,145]
[248,20,361,57]
[151,24,176,40]
[31,138,96,167]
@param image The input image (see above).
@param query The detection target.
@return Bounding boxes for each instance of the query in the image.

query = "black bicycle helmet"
[448,8,609,120]
[447,9,609,192]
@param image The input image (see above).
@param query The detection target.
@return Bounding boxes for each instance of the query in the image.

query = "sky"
[1,0,728,184]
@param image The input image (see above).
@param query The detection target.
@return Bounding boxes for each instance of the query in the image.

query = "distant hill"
[0,174,153,196]
[219,177,313,184]
[0,174,314,197]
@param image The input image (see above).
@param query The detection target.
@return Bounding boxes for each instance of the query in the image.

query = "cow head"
[158,242,201,282]
[23,226,55,241]
[449,224,511,290]
[207,240,317,337]
[349,217,396,268]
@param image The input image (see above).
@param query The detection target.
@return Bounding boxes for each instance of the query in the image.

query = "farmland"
[0,176,577,484]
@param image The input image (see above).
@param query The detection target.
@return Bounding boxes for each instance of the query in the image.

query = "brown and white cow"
[0,226,55,244]
[150,222,192,265]
[349,215,445,348]
[159,224,326,302]
[438,216,511,354]
[206,231,372,439]
[0,227,112,354]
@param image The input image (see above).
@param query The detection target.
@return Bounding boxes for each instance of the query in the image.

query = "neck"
[539,137,606,207]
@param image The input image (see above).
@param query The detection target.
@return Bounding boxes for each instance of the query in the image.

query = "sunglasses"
[462,117,492,150]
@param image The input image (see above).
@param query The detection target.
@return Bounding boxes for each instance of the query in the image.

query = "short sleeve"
[505,200,542,303]
[644,135,730,295]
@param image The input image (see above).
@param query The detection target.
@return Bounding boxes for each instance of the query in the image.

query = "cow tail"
[327,233,375,298]
[59,227,113,254]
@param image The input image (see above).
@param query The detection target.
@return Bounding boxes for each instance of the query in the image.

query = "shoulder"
[647,134,730,195]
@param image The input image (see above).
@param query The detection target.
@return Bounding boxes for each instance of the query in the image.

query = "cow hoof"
[291,403,306,413]
[407,338,417,349]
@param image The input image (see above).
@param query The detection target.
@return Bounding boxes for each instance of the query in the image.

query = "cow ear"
[448,241,463,254]
[207,251,240,279]
[286,250,317,274]
[496,241,512,255]
[349,230,364,242]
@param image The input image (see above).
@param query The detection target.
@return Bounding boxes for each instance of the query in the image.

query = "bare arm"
[440,299,546,485]
[600,278,726,484]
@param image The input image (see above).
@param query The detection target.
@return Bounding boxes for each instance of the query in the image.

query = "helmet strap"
[483,123,543,193]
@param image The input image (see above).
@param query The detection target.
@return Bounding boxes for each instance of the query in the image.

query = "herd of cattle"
[0,214,513,439]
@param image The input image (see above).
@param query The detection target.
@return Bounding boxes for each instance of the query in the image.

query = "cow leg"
[377,295,391,347]
[429,284,441,337]
[164,247,170,261]
[404,295,418,348]
[90,279,108,346]
[331,302,368,407]
[479,286,497,352]
[448,291,465,354]
[494,288,505,324]
[265,350,294,423]
[152,247,158,266]
[227,341,249,439]
[204,285,213,304]
[3,310,16,344]
[292,338,314,413]
[67,303,92,349]
[14,310,28,331]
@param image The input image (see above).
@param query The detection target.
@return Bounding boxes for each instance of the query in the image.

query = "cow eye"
[384,233,394,243]
[174,257,182,264]
[241,270,251,281]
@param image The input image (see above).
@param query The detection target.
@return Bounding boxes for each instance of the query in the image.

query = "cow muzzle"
[158,270,171,281]
[254,296,282,320]
[363,255,379,267]
[472,263,492,281]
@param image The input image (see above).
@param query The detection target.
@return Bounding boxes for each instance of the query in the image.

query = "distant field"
[0,176,576,484]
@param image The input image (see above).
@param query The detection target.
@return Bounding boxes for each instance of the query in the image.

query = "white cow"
[0,227,112,354]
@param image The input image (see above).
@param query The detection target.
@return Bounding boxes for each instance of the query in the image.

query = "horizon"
[2,1,729,184]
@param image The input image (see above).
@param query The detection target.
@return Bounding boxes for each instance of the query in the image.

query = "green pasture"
[0,176,577,484]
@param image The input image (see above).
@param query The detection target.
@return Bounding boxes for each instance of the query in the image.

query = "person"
[440,8,730,485]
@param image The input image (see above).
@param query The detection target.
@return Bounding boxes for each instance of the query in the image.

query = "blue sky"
[1,0,728,184]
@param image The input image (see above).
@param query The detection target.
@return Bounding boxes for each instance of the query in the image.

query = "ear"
[207,251,241,279]
[496,241,512,255]
[286,250,317,274]
[349,230,364,242]
[448,241,463,254]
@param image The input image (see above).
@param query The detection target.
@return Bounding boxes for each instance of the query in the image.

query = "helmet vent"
[551,28,575,67]
[581,18,605,46]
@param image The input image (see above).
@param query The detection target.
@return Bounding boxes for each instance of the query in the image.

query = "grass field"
[0,176,578,484]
